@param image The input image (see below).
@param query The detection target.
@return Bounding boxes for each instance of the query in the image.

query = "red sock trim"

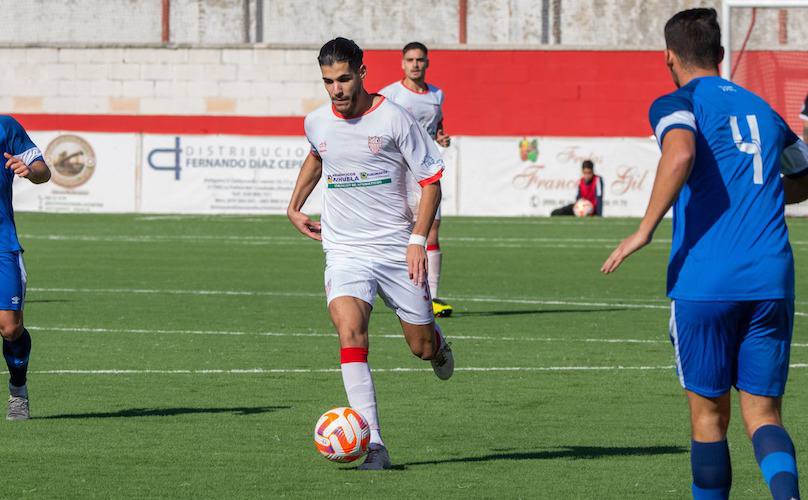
[340,347,369,364]
[426,244,440,252]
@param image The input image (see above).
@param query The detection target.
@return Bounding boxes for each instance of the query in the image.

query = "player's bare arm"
[287,152,323,241]
[408,181,441,285]
[435,120,450,147]
[783,175,808,204]
[601,128,695,274]
[4,153,50,184]
[782,140,808,204]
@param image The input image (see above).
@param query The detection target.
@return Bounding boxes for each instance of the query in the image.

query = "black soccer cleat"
[357,443,392,470]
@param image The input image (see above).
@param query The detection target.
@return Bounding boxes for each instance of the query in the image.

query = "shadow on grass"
[384,445,686,469]
[39,405,291,419]
[451,308,627,318]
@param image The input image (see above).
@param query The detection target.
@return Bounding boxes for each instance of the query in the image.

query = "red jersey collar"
[400,79,429,95]
[331,94,385,119]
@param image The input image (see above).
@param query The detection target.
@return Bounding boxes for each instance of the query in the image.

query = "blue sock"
[2,328,30,387]
[691,440,732,500]
[753,425,800,500]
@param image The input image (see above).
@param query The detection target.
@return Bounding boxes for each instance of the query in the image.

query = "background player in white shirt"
[379,42,453,318]
[287,37,454,471]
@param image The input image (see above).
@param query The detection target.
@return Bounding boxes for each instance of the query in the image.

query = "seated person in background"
[801,94,807,141]
[551,160,603,216]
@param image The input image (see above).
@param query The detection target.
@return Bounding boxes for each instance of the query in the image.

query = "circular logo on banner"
[45,134,96,188]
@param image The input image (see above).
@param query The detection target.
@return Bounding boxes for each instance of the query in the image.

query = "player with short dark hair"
[287,37,454,471]
[378,42,453,318]
[603,8,808,500]
[0,116,51,420]
[551,160,603,216]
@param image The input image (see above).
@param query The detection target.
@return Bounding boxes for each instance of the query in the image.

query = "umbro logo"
[719,85,736,92]
[11,296,20,305]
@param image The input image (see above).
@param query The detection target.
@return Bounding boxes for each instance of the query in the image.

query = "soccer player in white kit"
[379,42,453,318]
[287,38,454,470]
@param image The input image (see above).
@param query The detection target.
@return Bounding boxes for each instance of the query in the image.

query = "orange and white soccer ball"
[313,407,370,462]
[573,198,594,217]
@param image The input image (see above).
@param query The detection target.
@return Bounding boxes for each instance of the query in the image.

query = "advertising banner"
[13,132,138,213]
[457,136,662,217]
[141,135,320,214]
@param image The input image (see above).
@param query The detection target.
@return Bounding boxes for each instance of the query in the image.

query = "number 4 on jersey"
[730,115,763,185]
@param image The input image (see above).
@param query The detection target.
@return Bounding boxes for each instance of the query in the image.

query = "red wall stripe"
[13,50,805,137]
[15,114,304,136]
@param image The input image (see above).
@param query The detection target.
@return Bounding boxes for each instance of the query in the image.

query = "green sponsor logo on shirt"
[326,171,392,189]
[328,178,392,189]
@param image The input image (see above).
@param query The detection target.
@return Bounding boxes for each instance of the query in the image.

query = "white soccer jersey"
[378,81,444,138]
[304,96,445,261]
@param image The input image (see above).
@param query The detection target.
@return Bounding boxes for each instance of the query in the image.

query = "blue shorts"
[0,251,26,311]
[669,299,793,398]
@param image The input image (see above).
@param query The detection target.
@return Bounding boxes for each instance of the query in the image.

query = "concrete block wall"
[1,1,807,48]
[0,47,325,116]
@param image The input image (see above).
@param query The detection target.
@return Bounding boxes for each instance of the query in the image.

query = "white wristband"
[408,234,427,247]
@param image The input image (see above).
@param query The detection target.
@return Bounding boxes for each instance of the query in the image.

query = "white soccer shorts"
[324,255,434,325]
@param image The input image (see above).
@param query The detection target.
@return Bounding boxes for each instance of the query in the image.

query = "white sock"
[340,347,383,445]
[427,248,442,299]
[9,383,27,398]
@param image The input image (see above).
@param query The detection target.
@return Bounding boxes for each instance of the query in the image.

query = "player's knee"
[0,319,24,341]
[336,326,368,346]
[692,411,730,437]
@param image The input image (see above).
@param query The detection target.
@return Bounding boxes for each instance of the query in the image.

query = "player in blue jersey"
[0,116,50,420]
[602,8,807,500]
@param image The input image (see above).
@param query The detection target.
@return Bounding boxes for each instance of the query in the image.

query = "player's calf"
[402,322,436,360]
[751,425,800,500]
[691,439,732,499]
[740,394,800,500]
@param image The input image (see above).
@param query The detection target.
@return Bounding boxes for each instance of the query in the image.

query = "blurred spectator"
[551,160,604,216]
[801,94,807,141]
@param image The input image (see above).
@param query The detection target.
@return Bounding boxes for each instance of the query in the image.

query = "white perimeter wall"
[0,1,806,48]
[0,46,324,116]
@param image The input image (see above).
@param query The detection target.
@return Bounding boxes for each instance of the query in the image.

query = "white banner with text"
[12,131,808,217]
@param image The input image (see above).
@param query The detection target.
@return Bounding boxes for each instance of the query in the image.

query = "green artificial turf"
[1,213,805,499]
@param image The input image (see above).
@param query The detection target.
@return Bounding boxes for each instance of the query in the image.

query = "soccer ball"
[573,198,594,217]
[313,407,370,462]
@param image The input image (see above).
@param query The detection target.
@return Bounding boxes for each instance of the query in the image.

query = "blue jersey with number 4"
[649,76,808,301]
[0,116,43,253]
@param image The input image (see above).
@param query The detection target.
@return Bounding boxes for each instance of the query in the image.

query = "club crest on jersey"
[368,136,383,155]
[318,141,327,154]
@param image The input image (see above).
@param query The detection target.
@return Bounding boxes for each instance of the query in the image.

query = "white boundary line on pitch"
[26,326,808,348]
[26,286,808,317]
[19,232,808,246]
[28,363,808,375]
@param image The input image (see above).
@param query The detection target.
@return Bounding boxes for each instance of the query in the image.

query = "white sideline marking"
[29,363,808,376]
[26,286,808,317]
[19,232,808,246]
[25,325,669,344]
[28,286,322,298]
[26,326,808,348]
[31,366,674,375]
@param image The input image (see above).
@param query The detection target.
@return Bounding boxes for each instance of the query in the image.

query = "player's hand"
[601,229,652,274]
[4,153,30,177]
[287,208,322,241]
[407,243,428,286]
[435,130,451,148]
